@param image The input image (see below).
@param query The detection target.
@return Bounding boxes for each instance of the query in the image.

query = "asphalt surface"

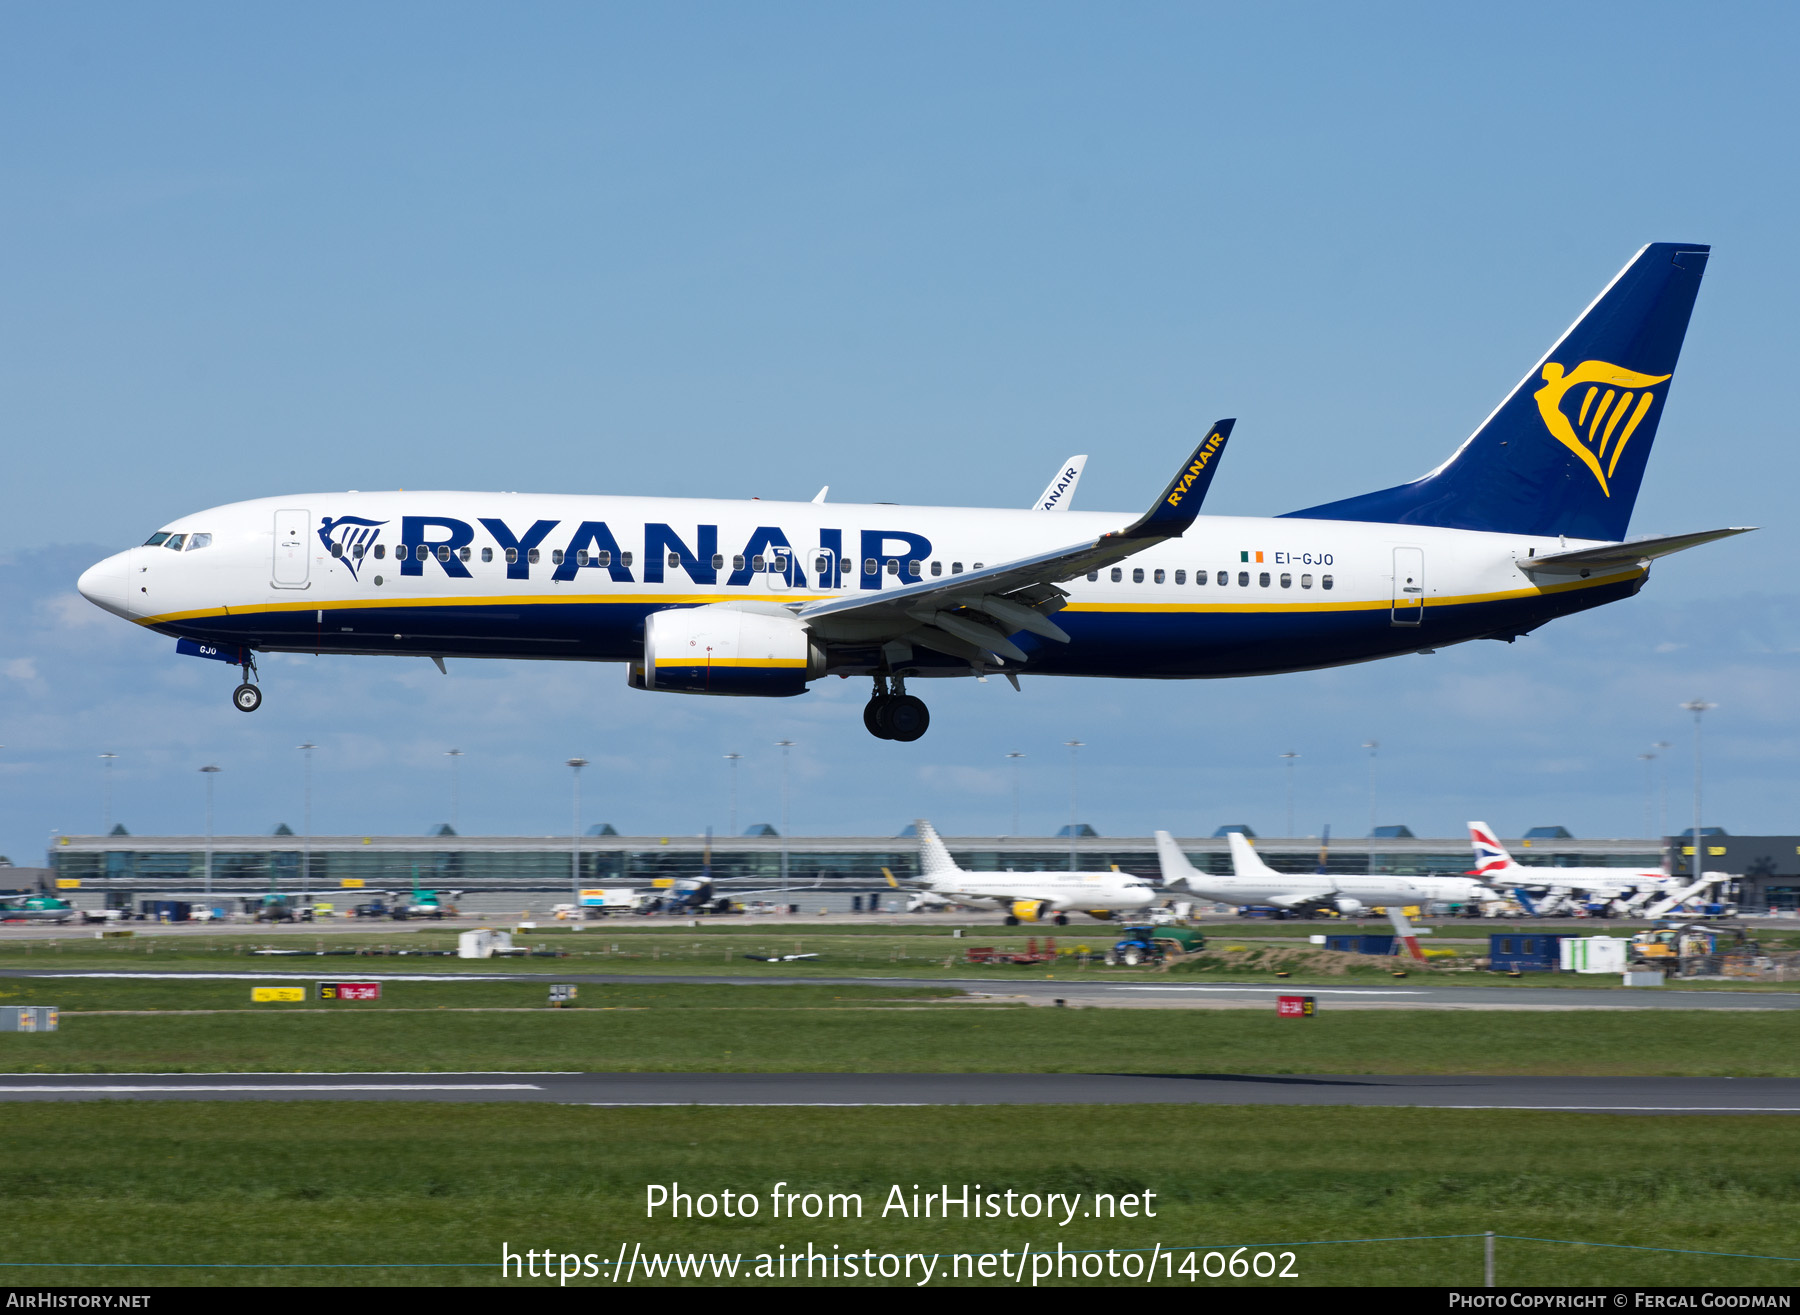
[8,967,1800,1010]
[1,1071,1797,1111]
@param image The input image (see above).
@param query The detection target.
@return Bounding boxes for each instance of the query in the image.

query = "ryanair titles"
[1165,428,1227,508]
[319,515,936,590]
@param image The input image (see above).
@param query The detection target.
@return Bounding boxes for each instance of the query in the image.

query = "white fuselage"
[1176,870,1489,912]
[921,869,1157,915]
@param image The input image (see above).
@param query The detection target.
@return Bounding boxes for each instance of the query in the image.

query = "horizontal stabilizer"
[1519,526,1755,576]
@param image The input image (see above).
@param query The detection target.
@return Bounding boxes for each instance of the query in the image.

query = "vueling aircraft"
[78,243,1745,741]
[887,820,1157,924]
[1156,830,1495,916]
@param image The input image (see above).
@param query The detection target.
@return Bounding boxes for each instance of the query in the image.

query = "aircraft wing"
[797,421,1234,666]
[1031,455,1088,511]
[1519,526,1754,576]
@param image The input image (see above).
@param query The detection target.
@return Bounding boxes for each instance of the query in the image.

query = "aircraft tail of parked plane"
[1288,243,1710,542]
[916,819,959,877]
[1227,830,1279,880]
[1033,456,1088,511]
[1467,821,1519,880]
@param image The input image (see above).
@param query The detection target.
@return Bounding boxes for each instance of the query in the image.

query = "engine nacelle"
[637,605,823,697]
[1333,896,1366,915]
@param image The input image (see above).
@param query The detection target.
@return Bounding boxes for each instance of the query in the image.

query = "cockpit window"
[163,534,186,551]
[186,533,212,551]
[144,532,171,547]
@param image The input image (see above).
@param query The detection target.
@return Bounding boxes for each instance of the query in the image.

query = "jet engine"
[1333,896,1366,915]
[634,605,824,697]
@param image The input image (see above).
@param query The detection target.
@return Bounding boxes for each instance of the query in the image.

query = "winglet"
[1117,420,1234,541]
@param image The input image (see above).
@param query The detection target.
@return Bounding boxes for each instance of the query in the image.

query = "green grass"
[0,1103,1795,1286]
[5,979,1800,1074]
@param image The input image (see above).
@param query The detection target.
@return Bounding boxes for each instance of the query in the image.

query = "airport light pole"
[1005,752,1025,836]
[1279,751,1299,838]
[1361,741,1378,875]
[445,749,464,832]
[723,753,742,838]
[198,765,221,898]
[1680,702,1716,887]
[297,743,316,901]
[565,758,589,902]
[775,740,794,892]
[99,753,117,833]
[1063,741,1083,871]
[1638,751,1657,840]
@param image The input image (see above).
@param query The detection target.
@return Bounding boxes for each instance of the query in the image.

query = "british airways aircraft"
[77,243,1746,741]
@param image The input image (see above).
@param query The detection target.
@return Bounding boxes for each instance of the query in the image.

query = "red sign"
[1276,995,1315,1018]
[318,981,381,1001]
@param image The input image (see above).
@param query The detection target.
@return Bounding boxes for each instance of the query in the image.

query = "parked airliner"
[1467,822,1722,917]
[77,244,1746,740]
[1157,831,1495,916]
[887,820,1156,924]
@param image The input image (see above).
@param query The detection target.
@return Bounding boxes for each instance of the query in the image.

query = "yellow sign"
[251,987,306,1003]
[56,879,80,889]
[651,878,675,888]
[1533,360,1670,496]
[341,879,365,889]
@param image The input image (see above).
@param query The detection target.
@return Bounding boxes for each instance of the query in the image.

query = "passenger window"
[1322,574,1334,590]
[481,547,493,563]
[711,553,725,570]
[885,559,899,576]
[973,563,983,569]
[164,534,185,551]
[734,555,746,571]
[596,550,611,567]
[395,545,409,561]
[907,560,921,577]
[459,546,471,562]
[752,555,766,572]
[620,552,633,568]
[186,533,212,550]
[773,554,789,573]
[1258,571,1269,587]
[951,562,963,574]
[577,549,590,566]
[1110,567,1122,582]
[863,557,877,575]
[436,546,451,563]
[527,548,539,565]
[1153,568,1165,584]
[329,542,344,558]
[144,532,171,547]
[506,548,518,564]
[930,561,941,577]
[1132,568,1144,583]
[1086,572,1098,582]
[374,544,387,560]
[1174,570,1185,584]
[1301,573,1311,589]
[354,544,366,559]
[814,555,829,574]
[1233,571,1245,586]
[668,552,681,568]
[551,549,564,566]
[1196,570,1207,585]
[1279,573,1291,588]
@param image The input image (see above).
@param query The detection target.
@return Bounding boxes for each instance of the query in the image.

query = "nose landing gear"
[231,654,263,713]
[863,675,929,742]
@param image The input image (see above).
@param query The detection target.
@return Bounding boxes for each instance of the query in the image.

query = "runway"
[1,1071,1797,1111]
[9,967,1800,1010]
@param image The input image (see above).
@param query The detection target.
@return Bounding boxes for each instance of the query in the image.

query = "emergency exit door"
[1391,546,1424,626]
[273,509,311,588]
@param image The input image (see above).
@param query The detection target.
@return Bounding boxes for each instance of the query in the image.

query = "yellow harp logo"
[1532,360,1670,497]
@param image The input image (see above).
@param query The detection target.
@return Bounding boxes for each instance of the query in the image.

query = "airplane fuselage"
[922,869,1157,915]
[1178,872,1489,911]
[78,491,1646,681]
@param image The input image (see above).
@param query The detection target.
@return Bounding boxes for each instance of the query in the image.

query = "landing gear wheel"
[863,696,894,739]
[232,683,263,713]
[1054,913,1069,926]
[1004,915,1020,926]
[883,694,930,742]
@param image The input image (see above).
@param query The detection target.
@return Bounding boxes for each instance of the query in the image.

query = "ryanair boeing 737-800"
[77,243,1746,740]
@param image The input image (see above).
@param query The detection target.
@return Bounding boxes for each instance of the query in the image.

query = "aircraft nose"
[77,552,135,619]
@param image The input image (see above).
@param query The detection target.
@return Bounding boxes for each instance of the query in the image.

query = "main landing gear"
[863,675,929,742]
[231,655,263,713]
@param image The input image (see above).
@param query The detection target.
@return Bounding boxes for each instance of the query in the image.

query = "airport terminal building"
[34,826,1780,908]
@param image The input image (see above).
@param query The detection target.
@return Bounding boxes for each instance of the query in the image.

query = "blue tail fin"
[1285,243,1710,541]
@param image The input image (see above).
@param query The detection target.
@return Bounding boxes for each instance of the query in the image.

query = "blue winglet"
[1119,419,1235,540]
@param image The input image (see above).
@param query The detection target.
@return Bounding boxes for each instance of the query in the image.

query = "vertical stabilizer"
[1227,831,1278,879]
[1467,822,1519,880]
[1286,244,1710,541]
[915,819,960,878]
[1153,830,1199,886]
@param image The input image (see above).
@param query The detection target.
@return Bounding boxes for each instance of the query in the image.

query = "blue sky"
[3,3,1797,860]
